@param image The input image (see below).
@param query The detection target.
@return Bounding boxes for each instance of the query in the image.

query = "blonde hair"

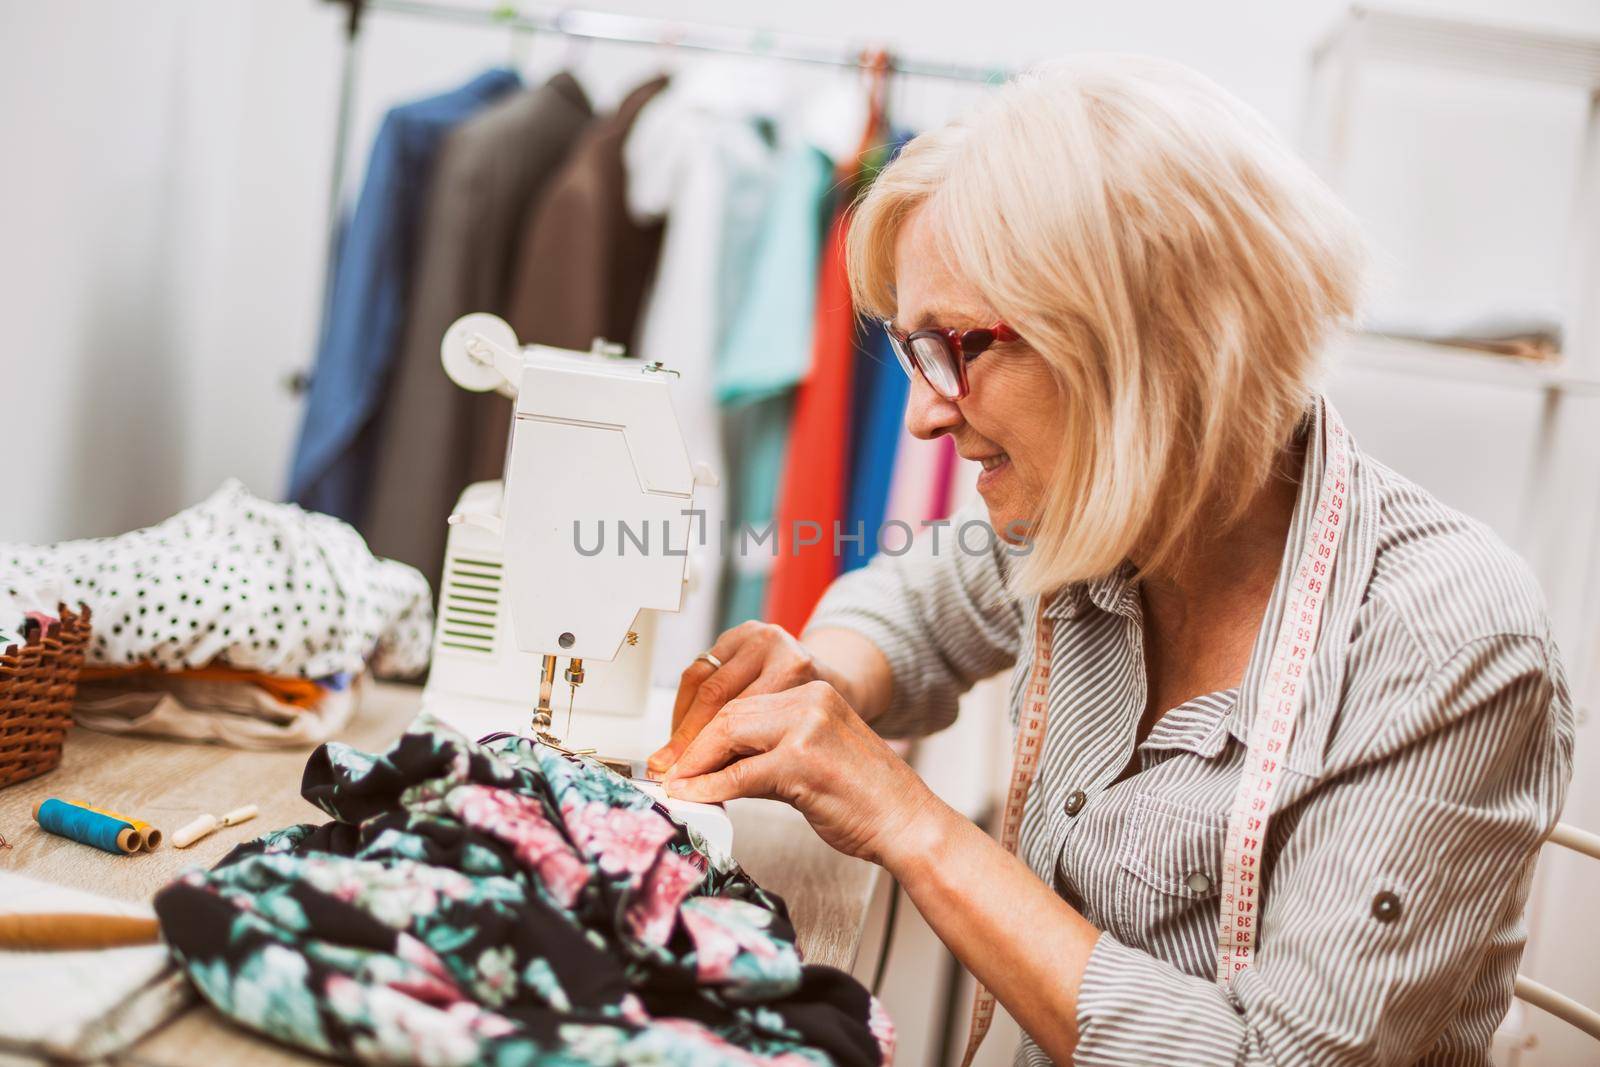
[848,55,1365,594]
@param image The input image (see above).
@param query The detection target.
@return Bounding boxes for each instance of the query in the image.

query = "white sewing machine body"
[422,480,670,754]
[422,313,730,855]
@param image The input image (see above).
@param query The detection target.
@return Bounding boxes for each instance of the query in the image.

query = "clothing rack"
[308,0,1013,389]
[327,0,1014,83]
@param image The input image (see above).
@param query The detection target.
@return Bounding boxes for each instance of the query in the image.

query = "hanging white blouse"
[623,60,787,682]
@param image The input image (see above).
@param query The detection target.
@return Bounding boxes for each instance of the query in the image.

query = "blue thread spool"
[33,798,140,854]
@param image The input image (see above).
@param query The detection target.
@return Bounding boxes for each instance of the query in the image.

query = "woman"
[648,56,1573,1065]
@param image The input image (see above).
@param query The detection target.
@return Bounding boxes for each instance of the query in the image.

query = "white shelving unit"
[1338,331,1600,394]
[1307,5,1600,656]
[1306,6,1600,377]
[1306,9,1600,1065]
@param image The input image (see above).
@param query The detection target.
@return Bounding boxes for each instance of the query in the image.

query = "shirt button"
[1063,790,1087,816]
[1186,872,1212,894]
[1371,891,1402,923]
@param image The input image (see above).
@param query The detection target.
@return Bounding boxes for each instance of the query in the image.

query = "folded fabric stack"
[1,481,433,748]
[71,666,366,749]
[155,716,895,1066]
[0,872,193,1062]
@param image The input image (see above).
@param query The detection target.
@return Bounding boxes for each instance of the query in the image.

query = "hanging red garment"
[764,202,857,634]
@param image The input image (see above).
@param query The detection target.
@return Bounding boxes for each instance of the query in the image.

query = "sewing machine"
[422,313,731,854]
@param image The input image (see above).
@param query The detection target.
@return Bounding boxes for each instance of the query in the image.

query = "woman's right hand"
[646,621,858,778]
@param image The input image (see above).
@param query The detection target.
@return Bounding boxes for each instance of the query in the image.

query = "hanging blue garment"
[841,131,914,573]
[840,322,908,573]
[286,68,521,522]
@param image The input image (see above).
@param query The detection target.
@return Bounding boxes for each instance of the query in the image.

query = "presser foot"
[523,730,633,778]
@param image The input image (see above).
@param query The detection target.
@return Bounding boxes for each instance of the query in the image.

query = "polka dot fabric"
[1,481,433,679]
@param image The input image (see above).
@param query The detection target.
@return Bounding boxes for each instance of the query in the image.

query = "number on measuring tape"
[1215,405,1351,985]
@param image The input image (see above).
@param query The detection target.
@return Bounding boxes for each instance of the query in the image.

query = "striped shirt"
[806,398,1573,1066]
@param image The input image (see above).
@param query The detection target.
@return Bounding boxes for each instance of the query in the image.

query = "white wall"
[5,0,1600,1062]
[4,0,1598,532]
[0,2,339,542]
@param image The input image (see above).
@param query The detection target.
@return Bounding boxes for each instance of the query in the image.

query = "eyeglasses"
[881,319,1020,400]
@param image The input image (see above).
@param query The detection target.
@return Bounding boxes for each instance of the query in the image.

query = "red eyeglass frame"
[881,319,1020,400]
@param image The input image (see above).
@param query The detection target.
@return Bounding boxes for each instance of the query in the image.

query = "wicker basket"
[0,603,92,789]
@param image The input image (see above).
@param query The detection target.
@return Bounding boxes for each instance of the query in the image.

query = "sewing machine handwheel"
[441,313,519,392]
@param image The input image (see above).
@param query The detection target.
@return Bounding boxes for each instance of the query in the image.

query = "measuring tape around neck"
[957,404,1350,1065]
[960,595,1057,1067]
[1216,404,1350,983]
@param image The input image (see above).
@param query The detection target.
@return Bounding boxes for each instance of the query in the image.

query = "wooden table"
[0,683,882,1065]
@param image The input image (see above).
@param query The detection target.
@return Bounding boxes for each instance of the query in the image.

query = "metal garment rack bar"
[301,0,1011,393]
[339,0,1014,83]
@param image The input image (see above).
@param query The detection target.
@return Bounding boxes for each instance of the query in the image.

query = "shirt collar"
[544,71,592,114]
[1042,562,1138,622]
[1086,562,1141,619]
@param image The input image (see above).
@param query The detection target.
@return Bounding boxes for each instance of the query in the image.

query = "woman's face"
[892,207,1064,542]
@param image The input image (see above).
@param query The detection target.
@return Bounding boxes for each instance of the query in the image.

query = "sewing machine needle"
[565,685,575,740]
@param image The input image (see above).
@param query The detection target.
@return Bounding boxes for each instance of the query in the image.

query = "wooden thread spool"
[32,798,140,854]
[66,799,162,850]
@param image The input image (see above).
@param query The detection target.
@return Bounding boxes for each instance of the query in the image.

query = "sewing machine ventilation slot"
[438,554,502,658]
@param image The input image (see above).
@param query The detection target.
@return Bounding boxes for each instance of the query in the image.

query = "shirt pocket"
[1111,791,1226,970]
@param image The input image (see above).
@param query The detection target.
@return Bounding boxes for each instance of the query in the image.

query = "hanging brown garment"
[362,74,593,589]
[505,75,669,354]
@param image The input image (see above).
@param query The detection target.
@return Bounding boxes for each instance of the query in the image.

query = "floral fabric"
[155,717,894,1066]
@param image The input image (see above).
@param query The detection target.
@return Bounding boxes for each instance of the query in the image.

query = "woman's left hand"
[662,680,947,867]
